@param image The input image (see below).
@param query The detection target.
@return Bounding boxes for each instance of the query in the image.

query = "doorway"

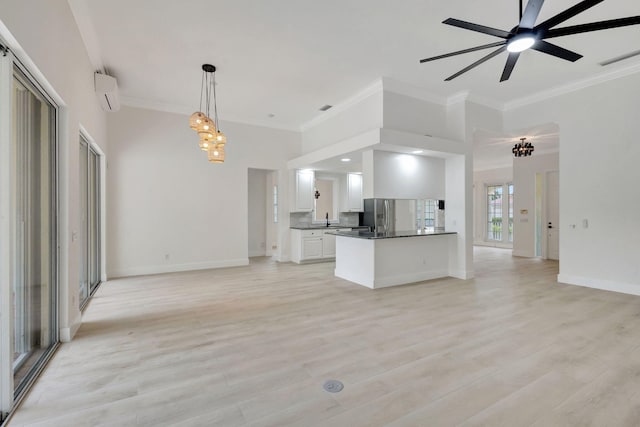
[535,170,559,260]
[247,169,278,259]
[546,170,560,260]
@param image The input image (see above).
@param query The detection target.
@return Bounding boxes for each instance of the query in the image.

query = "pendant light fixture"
[189,64,227,162]
[512,137,534,157]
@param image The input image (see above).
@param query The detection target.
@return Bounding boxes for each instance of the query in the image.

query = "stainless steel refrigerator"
[363,199,397,233]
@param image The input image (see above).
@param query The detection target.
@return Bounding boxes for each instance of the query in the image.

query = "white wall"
[383,91,449,138]
[505,71,640,294]
[301,89,383,153]
[370,151,445,199]
[512,153,559,258]
[473,167,513,245]
[1,0,108,341]
[107,106,300,277]
[248,169,268,257]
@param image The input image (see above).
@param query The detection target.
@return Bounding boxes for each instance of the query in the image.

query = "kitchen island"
[331,230,457,289]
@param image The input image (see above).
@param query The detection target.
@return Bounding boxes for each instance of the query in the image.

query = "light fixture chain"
[213,70,219,132]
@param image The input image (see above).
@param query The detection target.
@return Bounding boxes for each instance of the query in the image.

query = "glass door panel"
[89,148,100,293]
[11,68,57,395]
[79,136,101,308]
[79,139,89,304]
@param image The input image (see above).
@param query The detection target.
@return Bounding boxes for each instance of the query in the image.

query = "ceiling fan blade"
[519,0,545,29]
[500,52,521,82]
[420,41,507,63]
[445,46,507,81]
[443,18,511,39]
[532,40,582,62]
[545,16,640,38]
[534,0,603,31]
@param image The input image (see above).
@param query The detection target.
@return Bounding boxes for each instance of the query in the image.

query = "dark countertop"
[290,225,369,230]
[327,229,457,240]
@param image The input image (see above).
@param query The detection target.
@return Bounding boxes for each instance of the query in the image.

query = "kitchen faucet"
[326,212,330,227]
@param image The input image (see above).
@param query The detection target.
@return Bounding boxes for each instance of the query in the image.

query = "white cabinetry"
[290,228,351,263]
[322,231,336,257]
[302,235,323,259]
[292,169,314,212]
[346,173,363,212]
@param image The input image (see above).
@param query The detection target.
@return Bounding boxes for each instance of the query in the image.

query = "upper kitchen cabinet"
[292,169,314,212]
[343,173,363,212]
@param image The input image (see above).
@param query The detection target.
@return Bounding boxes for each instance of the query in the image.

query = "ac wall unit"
[94,73,121,112]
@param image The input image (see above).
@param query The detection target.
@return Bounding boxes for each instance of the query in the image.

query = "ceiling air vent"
[599,49,640,67]
[319,104,332,112]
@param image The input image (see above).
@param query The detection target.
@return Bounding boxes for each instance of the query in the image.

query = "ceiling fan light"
[507,35,536,53]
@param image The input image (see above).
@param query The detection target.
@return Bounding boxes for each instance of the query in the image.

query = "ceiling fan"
[419,0,640,82]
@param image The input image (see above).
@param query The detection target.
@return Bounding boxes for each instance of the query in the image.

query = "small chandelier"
[512,137,534,157]
[189,64,227,163]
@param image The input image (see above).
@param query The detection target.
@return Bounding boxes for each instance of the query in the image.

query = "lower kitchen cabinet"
[290,228,351,263]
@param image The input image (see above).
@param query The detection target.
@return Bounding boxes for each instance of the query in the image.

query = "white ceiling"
[74,0,640,130]
[474,123,560,170]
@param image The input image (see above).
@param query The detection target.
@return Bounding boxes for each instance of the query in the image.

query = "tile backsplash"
[289,211,360,227]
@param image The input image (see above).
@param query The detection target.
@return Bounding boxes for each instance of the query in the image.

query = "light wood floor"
[9,247,640,426]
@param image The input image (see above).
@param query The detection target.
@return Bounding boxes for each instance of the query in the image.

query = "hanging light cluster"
[189,64,227,163]
[512,137,534,157]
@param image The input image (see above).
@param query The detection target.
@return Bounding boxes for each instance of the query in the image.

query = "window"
[487,185,503,241]
[416,199,437,230]
[486,183,514,244]
[508,184,514,242]
[273,185,278,223]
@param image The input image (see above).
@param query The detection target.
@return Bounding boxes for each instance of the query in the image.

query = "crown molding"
[299,79,384,132]
[381,77,448,106]
[504,61,640,111]
[120,96,300,132]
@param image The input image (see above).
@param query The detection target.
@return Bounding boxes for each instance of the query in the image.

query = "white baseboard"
[249,250,266,257]
[474,241,513,249]
[59,315,81,342]
[374,269,450,289]
[109,259,249,279]
[558,274,640,296]
[449,269,473,280]
[512,249,533,257]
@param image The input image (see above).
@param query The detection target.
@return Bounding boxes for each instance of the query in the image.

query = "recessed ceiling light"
[411,150,424,154]
[268,113,275,118]
[340,158,351,162]
[319,105,333,112]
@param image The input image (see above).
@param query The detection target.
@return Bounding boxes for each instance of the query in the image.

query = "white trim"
[0,44,14,415]
[504,62,640,111]
[448,269,472,280]
[382,77,448,106]
[464,93,506,111]
[373,270,450,289]
[512,249,531,257]
[300,79,383,132]
[59,313,81,343]
[558,274,640,297]
[109,259,250,279]
[119,95,300,132]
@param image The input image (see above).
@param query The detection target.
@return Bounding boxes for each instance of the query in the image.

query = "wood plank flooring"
[8,247,640,426]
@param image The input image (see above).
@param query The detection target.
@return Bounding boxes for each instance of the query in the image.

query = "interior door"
[546,171,560,260]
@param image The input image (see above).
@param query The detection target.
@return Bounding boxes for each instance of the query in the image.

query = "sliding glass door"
[79,135,101,308]
[11,66,58,396]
